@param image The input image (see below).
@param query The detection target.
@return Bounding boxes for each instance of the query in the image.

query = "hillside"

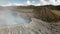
[13,5,60,22]
[33,6,60,22]
[0,5,60,34]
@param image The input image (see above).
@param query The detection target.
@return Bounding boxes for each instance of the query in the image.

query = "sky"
[0,0,40,4]
[0,0,60,6]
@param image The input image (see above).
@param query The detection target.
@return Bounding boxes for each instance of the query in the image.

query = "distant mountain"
[16,5,60,10]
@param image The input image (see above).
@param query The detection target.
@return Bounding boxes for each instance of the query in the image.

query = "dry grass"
[15,8,33,13]
[52,10,60,16]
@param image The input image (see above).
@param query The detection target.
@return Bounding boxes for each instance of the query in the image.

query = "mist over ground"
[0,6,32,26]
[0,5,60,34]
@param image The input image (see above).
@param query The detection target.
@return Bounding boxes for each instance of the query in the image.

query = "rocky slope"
[0,18,60,34]
[0,18,53,34]
[0,6,60,34]
[33,6,60,22]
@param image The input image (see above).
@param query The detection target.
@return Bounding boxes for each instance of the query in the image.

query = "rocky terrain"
[0,5,60,34]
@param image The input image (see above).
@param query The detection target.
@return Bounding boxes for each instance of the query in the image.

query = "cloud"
[0,0,31,6]
[27,0,31,5]
[0,0,60,6]
[39,0,60,6]
[51,0,60,6]
[0,3,24,7]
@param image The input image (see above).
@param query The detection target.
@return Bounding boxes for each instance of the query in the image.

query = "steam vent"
[0,5,60,34]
